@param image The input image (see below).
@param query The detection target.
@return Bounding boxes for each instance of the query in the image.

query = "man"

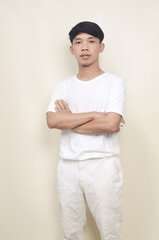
[46,21,125,240]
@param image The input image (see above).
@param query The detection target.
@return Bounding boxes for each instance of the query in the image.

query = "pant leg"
[79,156,123,240]
[57,159,87,240]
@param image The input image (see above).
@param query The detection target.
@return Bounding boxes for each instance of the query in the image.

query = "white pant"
[57,156,123,240]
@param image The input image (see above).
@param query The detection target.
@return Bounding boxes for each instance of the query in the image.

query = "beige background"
[1,0,159,240]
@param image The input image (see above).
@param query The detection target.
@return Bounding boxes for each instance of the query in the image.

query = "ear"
[99,43,105,53]
[70,45,74,55]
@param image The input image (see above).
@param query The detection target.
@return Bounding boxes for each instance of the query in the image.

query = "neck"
[77,62,104,81]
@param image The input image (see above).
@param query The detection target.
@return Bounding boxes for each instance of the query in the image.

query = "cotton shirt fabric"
[47,72,126,161]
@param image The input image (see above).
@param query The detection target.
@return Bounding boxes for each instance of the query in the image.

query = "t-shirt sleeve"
[106,78,126,126]
[46,81,65,113]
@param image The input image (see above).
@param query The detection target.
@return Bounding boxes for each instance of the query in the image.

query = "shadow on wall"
[119,117,155,240]
[42,120,64,239]
[42,111,61,161]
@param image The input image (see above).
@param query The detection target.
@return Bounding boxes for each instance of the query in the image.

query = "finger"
[55,105,62,112]
[55,100,63,112]
[56,100,66,111]
[60,100,71,113]
[55,100,64,111]
[60,100,69,111]
[55,106,60,112]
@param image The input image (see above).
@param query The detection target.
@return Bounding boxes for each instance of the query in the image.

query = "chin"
[81,63,90,67]
[80,61,93,67]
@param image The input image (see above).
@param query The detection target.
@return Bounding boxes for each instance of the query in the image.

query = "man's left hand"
[55,99,71,113]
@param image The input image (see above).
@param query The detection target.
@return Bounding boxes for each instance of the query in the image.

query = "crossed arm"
[46,99,122,134]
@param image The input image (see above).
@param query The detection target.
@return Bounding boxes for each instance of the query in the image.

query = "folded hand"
[55,99,71,113]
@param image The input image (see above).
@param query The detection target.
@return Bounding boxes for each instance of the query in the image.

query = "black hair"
[69,21,104,44]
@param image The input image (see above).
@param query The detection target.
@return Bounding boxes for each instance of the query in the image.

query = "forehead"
[74,32,97,40]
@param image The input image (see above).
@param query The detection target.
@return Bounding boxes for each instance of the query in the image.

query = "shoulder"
[104,73,125,91]
[53,75,75,90]
[105,72,124,84]
[55,75,75,87]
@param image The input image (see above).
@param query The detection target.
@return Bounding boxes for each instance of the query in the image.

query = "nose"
[81,42,89,51]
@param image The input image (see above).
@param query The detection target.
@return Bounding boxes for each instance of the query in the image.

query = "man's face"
[70,33,105,67]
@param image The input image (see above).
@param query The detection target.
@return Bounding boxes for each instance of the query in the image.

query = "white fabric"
[57,156,123,240]
[47,73,126,160]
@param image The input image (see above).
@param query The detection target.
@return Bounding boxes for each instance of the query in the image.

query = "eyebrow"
[74,36,95,40]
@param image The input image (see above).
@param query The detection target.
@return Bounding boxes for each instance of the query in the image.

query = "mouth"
[80,54,91,59]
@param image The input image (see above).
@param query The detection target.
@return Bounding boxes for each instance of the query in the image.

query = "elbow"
[111,126,119,133]
[47,119,56,129]
[46,113,57,129]
[107,123,120,133]
[104,113,121,133]
[47,121,55,129]
[46,112,66,130]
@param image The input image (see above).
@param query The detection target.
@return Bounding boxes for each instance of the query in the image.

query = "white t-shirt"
[47,72,126,160]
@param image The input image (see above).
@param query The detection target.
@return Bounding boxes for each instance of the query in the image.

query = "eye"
[89,40,95,43]
[75,41,81,44]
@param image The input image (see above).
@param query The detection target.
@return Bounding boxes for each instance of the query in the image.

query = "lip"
[80,54,91,59]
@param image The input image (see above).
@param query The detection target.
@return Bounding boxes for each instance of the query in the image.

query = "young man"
[46,21,125,240]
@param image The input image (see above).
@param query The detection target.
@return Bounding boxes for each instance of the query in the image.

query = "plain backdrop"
[1,0,159,240]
